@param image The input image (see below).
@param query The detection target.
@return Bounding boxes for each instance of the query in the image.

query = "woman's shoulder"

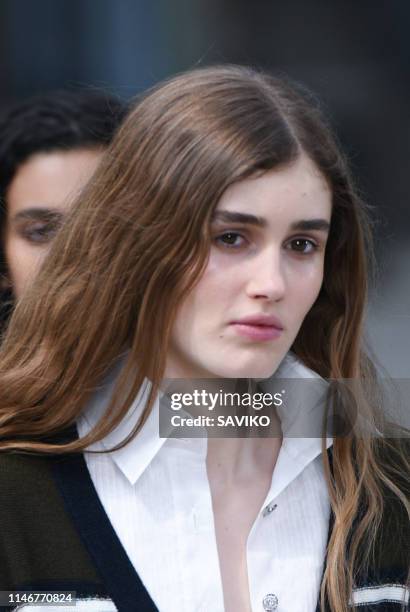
[0,451,57,516]
[0,450,103,591]
[0,426,79,493]
[0,450,50,483]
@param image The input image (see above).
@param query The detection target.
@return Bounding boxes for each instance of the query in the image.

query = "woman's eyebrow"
[211,211,266,226]
[290,219,330,232]
[212,211,330,233]
[12,208,64,223]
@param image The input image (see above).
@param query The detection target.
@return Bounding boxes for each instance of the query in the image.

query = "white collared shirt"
[78,353,333,612]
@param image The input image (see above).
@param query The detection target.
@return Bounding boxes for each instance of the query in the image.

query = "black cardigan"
[0,438,408,612]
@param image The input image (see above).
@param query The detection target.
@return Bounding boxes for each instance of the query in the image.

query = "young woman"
[0,90,127,325]
[0,66,408,612]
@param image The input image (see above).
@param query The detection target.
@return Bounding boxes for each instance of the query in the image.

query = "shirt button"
[263,593,279,610]
[262,502,277,517]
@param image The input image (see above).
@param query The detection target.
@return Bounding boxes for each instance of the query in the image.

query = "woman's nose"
[245,248,286,301]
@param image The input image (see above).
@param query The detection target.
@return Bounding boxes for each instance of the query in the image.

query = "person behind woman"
[0,89,127,326]
[0,66,408,612]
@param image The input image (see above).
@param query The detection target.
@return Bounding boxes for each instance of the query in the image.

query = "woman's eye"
[20,223,59,245]
[215,232,246,248]
[287,238,318,254]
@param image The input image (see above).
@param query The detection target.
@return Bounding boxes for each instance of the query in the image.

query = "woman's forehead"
[214,156,332,220]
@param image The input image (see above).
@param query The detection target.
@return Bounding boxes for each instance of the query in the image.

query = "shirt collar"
[78,354,167,486]
[78,351,333,486]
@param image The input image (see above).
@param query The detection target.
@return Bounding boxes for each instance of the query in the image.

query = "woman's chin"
[213,361,282,380]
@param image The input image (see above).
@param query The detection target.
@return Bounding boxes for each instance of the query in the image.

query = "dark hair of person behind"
[0,89,128,326]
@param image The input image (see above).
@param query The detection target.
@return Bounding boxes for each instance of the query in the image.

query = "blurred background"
[0,0,409,376]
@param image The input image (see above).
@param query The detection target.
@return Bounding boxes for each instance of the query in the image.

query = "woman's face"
[3,148,103,298]
[166,154,332,380]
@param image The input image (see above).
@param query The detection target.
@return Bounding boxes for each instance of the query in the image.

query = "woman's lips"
[230,322,283,341]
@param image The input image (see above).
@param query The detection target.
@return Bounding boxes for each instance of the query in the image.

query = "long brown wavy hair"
[0,65,408,611]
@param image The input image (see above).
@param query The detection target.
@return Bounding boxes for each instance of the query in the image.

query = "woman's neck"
[206,422,283,485]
